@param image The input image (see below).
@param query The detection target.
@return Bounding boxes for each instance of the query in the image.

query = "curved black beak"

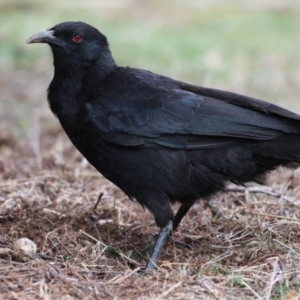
[26,30,56,44]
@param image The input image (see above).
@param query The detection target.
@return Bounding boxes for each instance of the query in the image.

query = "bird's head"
[27,21,115,71]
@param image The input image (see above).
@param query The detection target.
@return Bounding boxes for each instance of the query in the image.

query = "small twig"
[110,267,140,284]
[249,254,281,266]
[279,181,291,201]
[152,281,182,300]
[43,208,66,217]
[273,238,300,253]
[226,185,298,205]
[39,253,64,262]
[39,170,102,178]
[30,110,42,168]
[203,279,227,300]
[0,248,13,256]
[94,193,103,211]
[201,250,233,268]
[240,278,263,300]
[265,257,279,300]
[0,273,37,279]
[79,230,140,265]
[246,211,300,222]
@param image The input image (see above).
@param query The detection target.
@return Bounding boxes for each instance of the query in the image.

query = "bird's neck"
[51,46,117,80]
[47,53,117,123]
[47,67,83,117]
[83,52,117,86]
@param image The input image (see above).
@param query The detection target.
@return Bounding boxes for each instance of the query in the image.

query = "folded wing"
[86,72,299,149]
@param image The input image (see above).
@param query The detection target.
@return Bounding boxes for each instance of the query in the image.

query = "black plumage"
[27,21,300,270]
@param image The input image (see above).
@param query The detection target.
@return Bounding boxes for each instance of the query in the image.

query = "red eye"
[73,35,82,43]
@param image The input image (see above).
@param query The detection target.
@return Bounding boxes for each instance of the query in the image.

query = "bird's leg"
[169,201,195,249]
[151,201,195,250]
[142,198,194,270]
[173,201,195,231]
[143,220,173,271]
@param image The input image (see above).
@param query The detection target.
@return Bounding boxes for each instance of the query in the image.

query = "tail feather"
[258,133,300,162]
[198,133,300,187]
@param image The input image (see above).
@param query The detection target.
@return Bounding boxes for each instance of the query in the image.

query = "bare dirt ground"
[1,92,300,300]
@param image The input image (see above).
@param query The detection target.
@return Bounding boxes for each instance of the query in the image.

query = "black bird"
[27,22,300,270]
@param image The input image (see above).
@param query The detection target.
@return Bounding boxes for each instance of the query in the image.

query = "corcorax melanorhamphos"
[27,22,300,270]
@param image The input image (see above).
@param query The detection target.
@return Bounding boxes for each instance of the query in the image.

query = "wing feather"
[86,69,299,149]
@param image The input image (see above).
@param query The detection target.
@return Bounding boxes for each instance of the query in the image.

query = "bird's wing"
[180,83,300,121]
[86,74,299,149]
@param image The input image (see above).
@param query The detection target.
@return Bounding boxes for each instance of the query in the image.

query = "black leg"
[140,197,195,270]
[143,220,172,271]
[151,201,195,251]
[165,201,195,250]
[173,201,195,231]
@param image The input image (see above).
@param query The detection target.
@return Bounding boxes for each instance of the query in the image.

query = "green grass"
[1,0,300,133]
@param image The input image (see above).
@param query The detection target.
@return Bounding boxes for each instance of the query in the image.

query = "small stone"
[13,238,37,261]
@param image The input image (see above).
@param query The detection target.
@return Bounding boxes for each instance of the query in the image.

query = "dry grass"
[1,1,300,299]
[1,127,300,299]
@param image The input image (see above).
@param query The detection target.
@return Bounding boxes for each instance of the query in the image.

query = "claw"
[151,233,193,250]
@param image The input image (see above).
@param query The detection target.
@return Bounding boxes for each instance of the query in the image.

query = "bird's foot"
[151,233,193,250]
[139,262,156,273]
